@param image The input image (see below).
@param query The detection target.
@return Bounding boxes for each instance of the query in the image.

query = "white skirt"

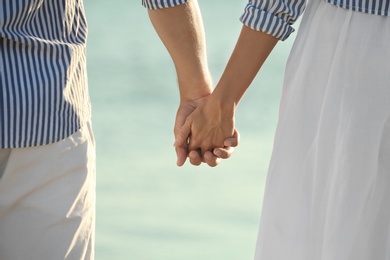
[255,0,390,259]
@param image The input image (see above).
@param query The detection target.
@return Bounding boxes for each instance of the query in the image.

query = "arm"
[175,26,278,153]
[174,0,306,154]
[147,0,211,101]
[146,0,238,166]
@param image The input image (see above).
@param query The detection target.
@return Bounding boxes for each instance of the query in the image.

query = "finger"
[203,151,221,167]
[175,146,188,167]
[188,150,202,166]
[174,121,192,148]
[224,129,240,147]
[213,146,235,159]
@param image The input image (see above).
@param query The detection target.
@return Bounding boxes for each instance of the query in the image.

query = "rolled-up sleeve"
[240,0,306,41]
[142,0,189,10]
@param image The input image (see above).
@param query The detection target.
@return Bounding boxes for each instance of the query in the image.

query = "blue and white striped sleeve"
[142,0,189,10]
[240,0,307,41]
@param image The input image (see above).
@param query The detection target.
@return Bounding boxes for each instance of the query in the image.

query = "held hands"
[148,2,275,167]
[174,94,238,167]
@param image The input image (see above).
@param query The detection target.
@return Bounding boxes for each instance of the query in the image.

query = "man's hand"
[147,1,240,167]
[174,95,239,167]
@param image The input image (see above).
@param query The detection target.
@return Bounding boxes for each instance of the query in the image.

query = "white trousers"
[0,122,96,260]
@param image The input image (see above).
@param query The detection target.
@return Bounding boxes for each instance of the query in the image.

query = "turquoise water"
[84,1,296,259]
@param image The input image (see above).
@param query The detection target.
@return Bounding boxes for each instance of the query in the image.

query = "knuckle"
[190,158,201,166]
[218,151,229,158]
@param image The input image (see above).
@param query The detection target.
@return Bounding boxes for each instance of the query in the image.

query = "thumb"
[174,121,192,148]
[224,129,240,147]
[175,146,188,167]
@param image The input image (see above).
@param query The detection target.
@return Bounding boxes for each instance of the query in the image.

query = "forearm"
[211,25,279,108]
[147,0,212,100]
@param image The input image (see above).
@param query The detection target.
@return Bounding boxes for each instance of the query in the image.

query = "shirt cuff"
[240,0,305,41]
[142,0,190,10]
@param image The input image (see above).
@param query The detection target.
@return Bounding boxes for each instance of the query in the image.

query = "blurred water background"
[84,0,297,259]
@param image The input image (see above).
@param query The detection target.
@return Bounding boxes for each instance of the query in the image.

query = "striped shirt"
[143,0,389,40]
[0,0,90,148]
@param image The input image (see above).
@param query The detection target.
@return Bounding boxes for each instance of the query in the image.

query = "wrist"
[178,73,213,101]
[208,88,237,118]
[211,81,241,110]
